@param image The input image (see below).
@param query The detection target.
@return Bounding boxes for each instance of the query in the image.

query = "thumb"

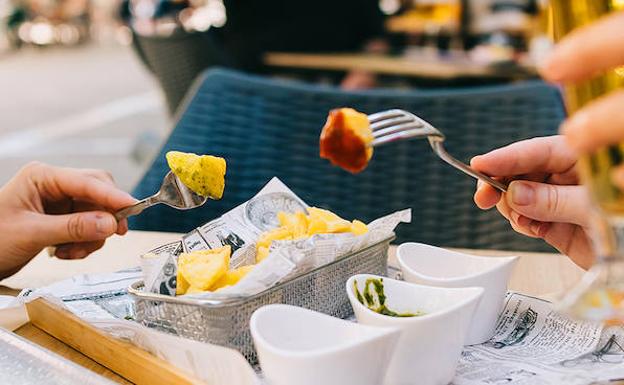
[34,211,118,246]
[505,181,592,227]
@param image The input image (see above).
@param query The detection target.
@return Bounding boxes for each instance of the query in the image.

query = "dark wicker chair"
[131,29,230,114]
[130,68,565,252]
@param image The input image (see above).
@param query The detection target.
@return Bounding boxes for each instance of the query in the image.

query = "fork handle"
[430,140,508,193]
[114,196,160,221]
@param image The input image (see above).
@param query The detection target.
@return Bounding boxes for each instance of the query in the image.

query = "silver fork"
[114,171,210,221]
[368,109,508,192]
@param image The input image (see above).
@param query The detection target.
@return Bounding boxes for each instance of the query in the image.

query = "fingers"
[542,223,595,269]
[55,240,106,260]
[474,181,501,209]
[504,181,592,227]
[71,200,127,235]
[78,169,116,185]
[117,218,129,235]
[33,211,119,246]
[613,165,624,191]
[470,136,577,177]
[561,90,624,154]
[541,12,624,83]
[30,164,136,211]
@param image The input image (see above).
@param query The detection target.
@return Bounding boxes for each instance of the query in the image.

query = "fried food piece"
[177,246,231,294]
[320,108,373,174]
[211,265,255,291]
[307,207,351,233]
[351,219,369,236]
[166,151,226,199]
[176,273,190,295]
[255,207,368,262]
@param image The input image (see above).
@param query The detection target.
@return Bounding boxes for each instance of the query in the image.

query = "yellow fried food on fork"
[177,246,231,294]
[166,151,226,199]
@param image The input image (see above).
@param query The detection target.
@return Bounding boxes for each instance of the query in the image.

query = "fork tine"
[372,122,425,137]
[372,128,433,146]
[368,109,406,124]
[370,115,416,131]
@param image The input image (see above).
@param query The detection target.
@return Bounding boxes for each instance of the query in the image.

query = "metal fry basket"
[129,236,392,363]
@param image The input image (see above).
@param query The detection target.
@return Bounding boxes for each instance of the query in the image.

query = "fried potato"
[177,246,231,293]
[166,151,226,199]
[256,227,294,250]
[256,246,270,262]
[211,265,255,291]
[255,207,368,262]
[351,220,368,236]
[307,207,351,233]
[176,273,190,295]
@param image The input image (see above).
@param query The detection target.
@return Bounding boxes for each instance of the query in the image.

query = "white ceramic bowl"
[397,242,518,345]
[250,304,401,385]
[347,274,483,385]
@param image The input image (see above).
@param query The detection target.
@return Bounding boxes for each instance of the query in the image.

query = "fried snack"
[166,151,226,198]
[320,108,373,174]
[177,245,231,294]
[255,207,368,262]
[210,265,255,291]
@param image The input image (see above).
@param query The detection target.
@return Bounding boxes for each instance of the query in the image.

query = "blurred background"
[0,0,549,192]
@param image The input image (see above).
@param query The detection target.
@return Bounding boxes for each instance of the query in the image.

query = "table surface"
[263,51,536,80]
[0,230,585,384]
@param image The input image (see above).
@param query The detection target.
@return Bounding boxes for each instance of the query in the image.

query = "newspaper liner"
[14,276,624,384]
[141,177,410,299]
[14,270,259,385]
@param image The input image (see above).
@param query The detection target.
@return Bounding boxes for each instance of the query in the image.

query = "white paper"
[166,177,409,299]
[16,272,259,385]
[453,292,620,385]
[8,267,624,384]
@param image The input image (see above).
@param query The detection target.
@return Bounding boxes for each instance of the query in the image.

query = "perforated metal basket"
[129,236,392,363]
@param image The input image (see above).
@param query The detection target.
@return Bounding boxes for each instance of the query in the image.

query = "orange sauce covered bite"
[320,108,373,174]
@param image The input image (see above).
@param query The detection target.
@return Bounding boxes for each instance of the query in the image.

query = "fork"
[368,109,508,193]
[114,171,209,221]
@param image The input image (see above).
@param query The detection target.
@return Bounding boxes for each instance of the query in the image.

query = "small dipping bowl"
[397,242,518,345]
[250,304,400,385]
[347,274,483,385]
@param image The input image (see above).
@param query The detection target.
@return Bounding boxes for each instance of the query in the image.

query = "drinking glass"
[551,0,624,322]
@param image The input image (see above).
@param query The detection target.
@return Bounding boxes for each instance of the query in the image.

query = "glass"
[551,0,624,322]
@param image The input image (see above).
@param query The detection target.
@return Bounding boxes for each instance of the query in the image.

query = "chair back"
[132,30,229,114]
[131,69,565,251]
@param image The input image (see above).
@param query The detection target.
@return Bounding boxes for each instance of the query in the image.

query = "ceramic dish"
[347,274,483,385]
[397,242,518,345]
[250,304,400,385]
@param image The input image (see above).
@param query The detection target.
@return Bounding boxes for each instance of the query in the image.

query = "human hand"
[471,136,595,269]
[0,162,136,279]
[541,11,624,187]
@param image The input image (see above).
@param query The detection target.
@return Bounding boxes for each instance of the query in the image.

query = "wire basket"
[129,236,392,363]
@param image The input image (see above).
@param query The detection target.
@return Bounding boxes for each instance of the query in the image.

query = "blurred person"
[0,162,135,279]
[471,12,624,270]
[218,0,388,89]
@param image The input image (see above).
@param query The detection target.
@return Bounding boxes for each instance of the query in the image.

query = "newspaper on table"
[142,177,410,298]
[16,269,259,385]
[453,292,624,385]
[16,273,624,385]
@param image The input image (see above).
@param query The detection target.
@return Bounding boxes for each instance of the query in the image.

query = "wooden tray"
[25,298,205,385]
